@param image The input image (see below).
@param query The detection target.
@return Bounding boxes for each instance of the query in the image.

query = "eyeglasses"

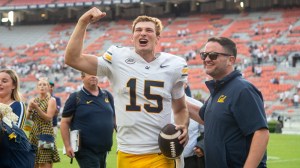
[200,52,232,60]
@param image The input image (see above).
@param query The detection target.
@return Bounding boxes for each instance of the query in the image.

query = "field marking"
[268,156,280,160]
[268,158,300,163]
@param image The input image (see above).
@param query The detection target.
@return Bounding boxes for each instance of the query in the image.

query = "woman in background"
[27,77,60,168]
[0,69,26,128]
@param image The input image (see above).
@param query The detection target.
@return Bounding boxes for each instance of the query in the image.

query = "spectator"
[255,66,262,77]
[187,37,269,167]
[49,81,61,137]
[183,96,205,168]
[293,93,299,108]
[60,72,115,168]
[27,77,60,167]
[271,77,279,84]
[0,69,26,128]
[288,24,293,34]
[297,82,300,92]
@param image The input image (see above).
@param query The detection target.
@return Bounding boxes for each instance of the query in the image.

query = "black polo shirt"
[62,87,115,153]
[199,70,268,168]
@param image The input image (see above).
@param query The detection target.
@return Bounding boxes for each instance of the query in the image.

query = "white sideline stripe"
[268,156,280,160]
[160,131,181,139]
[268,158,300,163]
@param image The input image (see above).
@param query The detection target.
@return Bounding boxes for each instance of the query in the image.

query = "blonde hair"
[37,77,51,97]
[38,77,49,83]
[0,69,23,101]
[132,15,163,36]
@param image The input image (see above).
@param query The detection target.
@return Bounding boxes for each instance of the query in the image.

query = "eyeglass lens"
[200,52,219,60]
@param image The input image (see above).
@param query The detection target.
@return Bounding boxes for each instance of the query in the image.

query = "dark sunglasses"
[200,52,232,60]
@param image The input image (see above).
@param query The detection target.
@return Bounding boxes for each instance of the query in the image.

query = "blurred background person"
[27,77,60,168]
[183,83,205,168]
[0,69,26,128]
[61,72,115,168]
[49,81,61,137]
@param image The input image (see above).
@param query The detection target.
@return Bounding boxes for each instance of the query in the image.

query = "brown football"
[158,123,184,159]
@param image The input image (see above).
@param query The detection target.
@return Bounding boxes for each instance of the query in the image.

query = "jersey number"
[126,78,164,113]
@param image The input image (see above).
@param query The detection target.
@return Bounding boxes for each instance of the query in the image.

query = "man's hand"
[79,7,106,25]
[193,146,204,157]
[175,125,189,146]
[66,146,75,159]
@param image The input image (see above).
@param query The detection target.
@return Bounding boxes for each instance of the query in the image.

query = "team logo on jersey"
[160,64,169,68]
[86,100,93,104]
[105,98,109,103]
[125,58,136,64]
[217,95,227,103]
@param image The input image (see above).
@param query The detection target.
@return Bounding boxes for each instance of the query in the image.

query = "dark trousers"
[75,148,107,168]
[184,155,205,168]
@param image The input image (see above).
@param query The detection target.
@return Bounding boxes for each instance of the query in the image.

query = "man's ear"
[157,35,160,41]
[228,56,236,66]
[155,35,160,45]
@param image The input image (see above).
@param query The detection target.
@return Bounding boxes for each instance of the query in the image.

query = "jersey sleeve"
[62,92,77,118]
[97,46,116,79]
[171,59,188,99]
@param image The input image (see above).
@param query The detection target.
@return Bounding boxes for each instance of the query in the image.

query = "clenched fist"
[78,7,106,25]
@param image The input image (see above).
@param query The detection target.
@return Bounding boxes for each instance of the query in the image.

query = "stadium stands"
[0,6,300,118]
[7,0,54,6]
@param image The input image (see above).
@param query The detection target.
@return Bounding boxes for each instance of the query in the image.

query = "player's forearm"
[174,108,189,127]
[244,128,269,168]
[65,21,88,66]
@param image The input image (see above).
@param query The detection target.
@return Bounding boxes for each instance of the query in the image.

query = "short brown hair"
[207,37,237,57]
[132,15,163,36]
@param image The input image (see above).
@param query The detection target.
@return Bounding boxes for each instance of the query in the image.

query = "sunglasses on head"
[200,52,232,60]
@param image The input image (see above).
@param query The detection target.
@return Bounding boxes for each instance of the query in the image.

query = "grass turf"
[52,131,299,168]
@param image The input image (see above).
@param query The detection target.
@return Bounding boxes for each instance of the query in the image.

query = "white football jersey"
[97,45,188,154]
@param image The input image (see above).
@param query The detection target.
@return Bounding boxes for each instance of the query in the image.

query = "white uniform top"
[97,45,188,154]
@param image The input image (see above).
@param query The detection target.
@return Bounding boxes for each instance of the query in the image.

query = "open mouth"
[139,39,148,46]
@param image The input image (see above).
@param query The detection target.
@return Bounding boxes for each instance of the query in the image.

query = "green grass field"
[53,131,300,168]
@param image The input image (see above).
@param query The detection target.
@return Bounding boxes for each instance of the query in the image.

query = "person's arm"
[172,96,189,146]
[60,93,77,158]
[30,97,57,121]
[244,128,269,168]
[185,96,204,124]
[65,7,106,75]
[26,98,35,120]
[60,116,75,158]
[55,97,62,115]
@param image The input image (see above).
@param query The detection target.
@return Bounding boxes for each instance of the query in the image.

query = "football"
[158,123,184,159]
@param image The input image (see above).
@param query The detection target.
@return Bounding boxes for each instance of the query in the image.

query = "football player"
[65,7,189,168]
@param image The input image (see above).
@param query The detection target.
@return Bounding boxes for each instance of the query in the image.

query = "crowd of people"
[8,6,300,168]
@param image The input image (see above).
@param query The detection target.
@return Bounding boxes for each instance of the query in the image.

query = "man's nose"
[140,30,147,35]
